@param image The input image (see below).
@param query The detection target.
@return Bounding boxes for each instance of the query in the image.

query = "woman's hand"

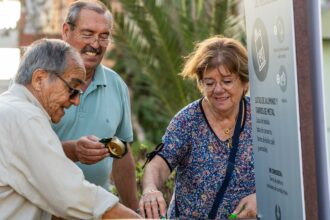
[140,155,171,218]
[233,193,257,218]
[138,189,167,219]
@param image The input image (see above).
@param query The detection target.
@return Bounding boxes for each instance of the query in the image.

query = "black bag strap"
[142,143,164,169]
[208,99,244,219]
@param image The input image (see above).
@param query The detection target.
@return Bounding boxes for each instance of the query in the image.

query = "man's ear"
[62,23,71,40]
[31,69,48,91]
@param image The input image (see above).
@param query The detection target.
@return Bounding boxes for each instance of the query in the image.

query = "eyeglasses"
[68,22,112,47]
[54,74,83,100]
[79,33,112,47]
[200,77,238,92]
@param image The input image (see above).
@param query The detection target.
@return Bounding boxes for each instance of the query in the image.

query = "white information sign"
[245,0,305,219]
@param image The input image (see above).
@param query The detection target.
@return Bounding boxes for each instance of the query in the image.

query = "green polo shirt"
[52,64,133,189]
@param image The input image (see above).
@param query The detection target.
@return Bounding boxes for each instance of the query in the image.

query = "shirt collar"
[9,84,51,121]
[92,65,107,87]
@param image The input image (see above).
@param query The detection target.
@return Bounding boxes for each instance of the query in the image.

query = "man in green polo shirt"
[52,0,139,212]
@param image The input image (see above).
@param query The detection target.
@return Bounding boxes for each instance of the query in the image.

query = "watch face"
[107,140,124,157]
[101,137,127,158]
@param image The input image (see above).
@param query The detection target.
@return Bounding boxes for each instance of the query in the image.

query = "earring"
[242,90,247,98]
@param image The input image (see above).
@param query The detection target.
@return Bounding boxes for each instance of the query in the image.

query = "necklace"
[227,137,233,148]
[204,99,238,148]
[205,100,234,136]
[224,128,231,135]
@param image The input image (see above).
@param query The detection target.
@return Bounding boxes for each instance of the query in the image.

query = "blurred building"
[0,0,118,92]
[20,0,76,46]
[0,0,75,90]
[0,0,21,82]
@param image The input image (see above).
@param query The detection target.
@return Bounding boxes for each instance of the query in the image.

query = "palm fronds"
[105,0,243,143]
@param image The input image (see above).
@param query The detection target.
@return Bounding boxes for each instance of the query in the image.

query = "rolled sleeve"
[92,187,119,219]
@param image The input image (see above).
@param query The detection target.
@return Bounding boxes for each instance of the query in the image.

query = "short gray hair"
[65,0,113,30]
[15,38,82,85]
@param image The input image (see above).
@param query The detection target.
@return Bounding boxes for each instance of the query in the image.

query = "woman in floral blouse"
[139,36,256,219]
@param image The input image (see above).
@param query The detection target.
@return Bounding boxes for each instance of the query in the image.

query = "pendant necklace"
[206,100,234,148]
[224,128,231,135]
[225,128,233,148]
[227,137,233,148]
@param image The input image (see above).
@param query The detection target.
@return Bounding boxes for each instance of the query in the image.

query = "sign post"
[245,0,305,219]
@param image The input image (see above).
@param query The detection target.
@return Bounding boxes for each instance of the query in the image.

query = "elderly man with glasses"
[0,38,141,219]
[51,0,139,213]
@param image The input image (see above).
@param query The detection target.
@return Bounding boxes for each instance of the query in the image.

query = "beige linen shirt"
[0,84,119,220]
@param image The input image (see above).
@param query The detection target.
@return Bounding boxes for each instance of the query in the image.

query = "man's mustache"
[81,45,102,55]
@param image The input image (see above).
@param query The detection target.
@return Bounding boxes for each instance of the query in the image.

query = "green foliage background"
[102,0,245,202]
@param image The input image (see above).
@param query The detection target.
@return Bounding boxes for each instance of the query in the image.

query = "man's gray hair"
[15,38,82,85]
[65,0,113,30]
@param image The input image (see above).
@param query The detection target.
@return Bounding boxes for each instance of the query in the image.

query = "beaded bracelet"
[142,189,160,196]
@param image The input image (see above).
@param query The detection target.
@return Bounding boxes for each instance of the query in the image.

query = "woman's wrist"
[142,189,160,196]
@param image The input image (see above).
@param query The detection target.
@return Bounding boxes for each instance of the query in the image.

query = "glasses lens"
[201,79,215,91]
[201,78,237,91]
[69,89,81,99]
[82,36,109,47]
[53,72,83,99]
[100,39,109,47]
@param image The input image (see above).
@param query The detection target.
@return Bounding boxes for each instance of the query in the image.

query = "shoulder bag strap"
[208,99,244,219]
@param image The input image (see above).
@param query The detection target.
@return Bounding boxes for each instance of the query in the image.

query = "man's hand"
[74,135,109,164]
[233,193,257,218]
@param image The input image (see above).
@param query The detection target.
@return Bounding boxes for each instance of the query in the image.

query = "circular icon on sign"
[274,17,285,43]
[275,204,281,220]
[276,65,287,92]
[252,18,269,82]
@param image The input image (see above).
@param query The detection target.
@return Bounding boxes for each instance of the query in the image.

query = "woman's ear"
[31,69,48,91]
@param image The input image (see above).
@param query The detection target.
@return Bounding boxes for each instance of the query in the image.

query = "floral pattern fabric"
[158,97,255,219]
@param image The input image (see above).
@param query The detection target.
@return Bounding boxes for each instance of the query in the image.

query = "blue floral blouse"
[158,97,255,219]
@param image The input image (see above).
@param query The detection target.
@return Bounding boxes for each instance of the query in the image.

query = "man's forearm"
[102,203,141,219]
[112,146,139,210]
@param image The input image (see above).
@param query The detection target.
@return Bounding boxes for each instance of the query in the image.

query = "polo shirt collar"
[92,65,107,87]
[10,84,51,121]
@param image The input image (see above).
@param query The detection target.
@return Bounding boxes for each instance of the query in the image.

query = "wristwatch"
[99,137,127,159]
